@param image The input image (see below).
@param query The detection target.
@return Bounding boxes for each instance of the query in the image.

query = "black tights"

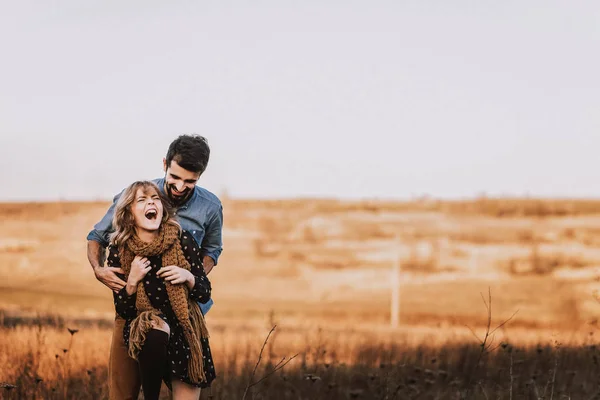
[137,329,169,400]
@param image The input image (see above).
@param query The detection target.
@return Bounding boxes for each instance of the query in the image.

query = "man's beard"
[165,184,192,206]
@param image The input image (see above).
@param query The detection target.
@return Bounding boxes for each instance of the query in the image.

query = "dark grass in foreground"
[3,333,600,400]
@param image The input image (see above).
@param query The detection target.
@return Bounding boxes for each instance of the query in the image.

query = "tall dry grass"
[2,313,600,400]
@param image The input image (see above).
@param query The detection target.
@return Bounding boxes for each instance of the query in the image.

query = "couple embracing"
[87,135,223,400]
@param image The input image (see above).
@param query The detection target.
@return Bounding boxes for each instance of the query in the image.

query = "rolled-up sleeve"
[86,191,122,247]
[201,203,223,265]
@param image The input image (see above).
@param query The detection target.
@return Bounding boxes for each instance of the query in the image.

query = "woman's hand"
[126,256,151,295]
[157,265,194,289]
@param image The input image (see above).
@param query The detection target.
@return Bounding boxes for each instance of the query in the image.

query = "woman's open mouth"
[145,209,158,220]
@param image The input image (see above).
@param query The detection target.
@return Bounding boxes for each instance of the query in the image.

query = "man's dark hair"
[165,134,211,174]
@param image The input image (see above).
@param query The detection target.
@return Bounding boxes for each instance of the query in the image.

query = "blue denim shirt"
[87,178,223,265]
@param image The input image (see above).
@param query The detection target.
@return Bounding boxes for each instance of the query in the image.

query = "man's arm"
[203,255,215,275]
[87,239,105,270]
[86,191,126,292]
[87,240,126,292]
[201,203,223,275]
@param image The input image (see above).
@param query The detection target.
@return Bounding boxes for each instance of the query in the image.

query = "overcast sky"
[1,1,599,201]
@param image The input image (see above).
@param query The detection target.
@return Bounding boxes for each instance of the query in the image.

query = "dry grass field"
[2,197,600,399]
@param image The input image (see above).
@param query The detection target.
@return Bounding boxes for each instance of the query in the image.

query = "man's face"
[163,159,201,205]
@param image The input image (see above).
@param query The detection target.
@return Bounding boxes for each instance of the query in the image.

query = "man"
[87,134,223,400]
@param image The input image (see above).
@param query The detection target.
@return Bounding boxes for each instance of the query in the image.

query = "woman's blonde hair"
[109,181,180,247]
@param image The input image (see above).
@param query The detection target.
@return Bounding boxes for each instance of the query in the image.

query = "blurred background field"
[2,198,600,328]
[2,198,600,399]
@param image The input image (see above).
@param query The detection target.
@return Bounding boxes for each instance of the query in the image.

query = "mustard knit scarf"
[119,223,209,383]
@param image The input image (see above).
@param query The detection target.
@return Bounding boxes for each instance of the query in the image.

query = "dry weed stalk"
[546,339,561,400]
[466,288,519,363]
[478,382,489,400]
[57,327,79,398]
[463,288,519,398]
[509,347,514,400]
[241,325,298,400]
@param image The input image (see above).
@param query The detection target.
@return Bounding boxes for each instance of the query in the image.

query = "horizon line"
[2,193,600,205]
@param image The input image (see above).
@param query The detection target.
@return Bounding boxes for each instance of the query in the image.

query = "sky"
[1,1,599,201]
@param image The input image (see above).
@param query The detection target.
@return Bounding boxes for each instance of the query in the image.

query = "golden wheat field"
[3,197,600,399]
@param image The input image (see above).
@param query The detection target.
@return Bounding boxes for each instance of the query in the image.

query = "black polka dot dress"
[109,231,216,388]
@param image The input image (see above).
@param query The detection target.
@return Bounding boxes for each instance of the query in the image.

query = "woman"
[107,180,216,400]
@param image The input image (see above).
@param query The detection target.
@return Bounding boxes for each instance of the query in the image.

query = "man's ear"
[163,158,167,173]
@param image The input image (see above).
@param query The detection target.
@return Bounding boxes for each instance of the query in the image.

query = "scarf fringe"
[190,299,210,338]
[184,301,210,383]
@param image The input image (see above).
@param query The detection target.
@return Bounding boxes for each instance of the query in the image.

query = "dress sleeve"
[108,245,137,319]
[181,231,212,304]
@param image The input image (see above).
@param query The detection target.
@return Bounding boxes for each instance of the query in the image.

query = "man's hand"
[94,266,126,293]
[88,240,125,293]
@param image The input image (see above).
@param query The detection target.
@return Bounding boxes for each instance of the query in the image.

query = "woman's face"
[131,187,164,232]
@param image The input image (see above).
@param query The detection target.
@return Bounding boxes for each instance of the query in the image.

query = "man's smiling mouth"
[171,187,188,196]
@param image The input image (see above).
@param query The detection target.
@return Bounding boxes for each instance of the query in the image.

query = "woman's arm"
[156,232,212,302]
